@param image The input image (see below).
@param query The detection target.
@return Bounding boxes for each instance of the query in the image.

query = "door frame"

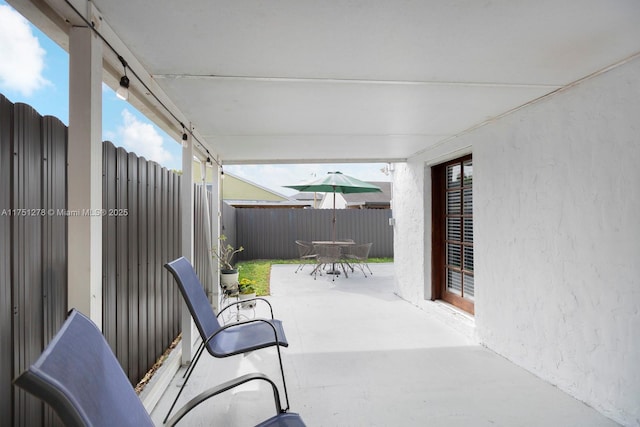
[431,154,474,314]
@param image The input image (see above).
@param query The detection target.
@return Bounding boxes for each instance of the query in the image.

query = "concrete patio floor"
[151,263,617,426]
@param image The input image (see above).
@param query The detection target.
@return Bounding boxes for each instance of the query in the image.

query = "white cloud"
[117,109,174,166]
[0,5,50,96]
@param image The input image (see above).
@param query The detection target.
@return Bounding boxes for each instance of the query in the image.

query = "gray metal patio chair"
[164,257,293,423]
[294,240,317,273]
[312,244,348,280]
[13,308,304,427]
[343,242,374,277]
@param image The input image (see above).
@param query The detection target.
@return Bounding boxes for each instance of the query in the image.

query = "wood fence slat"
[12,103,44,426]
[127,152,139,382]
[0,94,14,424]
[102,141,118,351]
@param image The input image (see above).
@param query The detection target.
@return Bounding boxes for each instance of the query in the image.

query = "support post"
[180,133,195,363]
[67,25,103,328]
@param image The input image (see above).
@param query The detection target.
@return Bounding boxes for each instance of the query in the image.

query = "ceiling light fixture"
[116,55,129,100]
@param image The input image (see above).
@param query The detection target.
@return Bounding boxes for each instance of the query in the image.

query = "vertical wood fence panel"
[13,103,45,427]
[102,142,182,385]
[102,142,118,352]
[40,117,68,427]
[0,94,14,425]
[116,147,130,380]
[0,96,67,427]
[221,201,237,247]
[137,157,150,373]
[153,164,163,358]
[41,116,68,357]
[126,152,139,382]
[168,172,180,335]
[146,161,157,370]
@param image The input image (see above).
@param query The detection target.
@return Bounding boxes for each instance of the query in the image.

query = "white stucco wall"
[392,161,427,302]
[394,56,640,426]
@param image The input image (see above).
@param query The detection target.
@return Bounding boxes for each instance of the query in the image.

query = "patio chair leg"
[274,339,291,412]
[182,340,205,379]
[311,263,322,279]
[340,262,349,278]
[365,263,373,275]
[163,339,208,424]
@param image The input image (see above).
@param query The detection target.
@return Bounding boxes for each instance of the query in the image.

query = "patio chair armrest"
[217,297,275,319]
[165,373,283,426]
[203,318,280,347]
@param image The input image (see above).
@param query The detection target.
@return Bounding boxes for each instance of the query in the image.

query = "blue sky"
[0,1,390,196]
[0,1,181,170]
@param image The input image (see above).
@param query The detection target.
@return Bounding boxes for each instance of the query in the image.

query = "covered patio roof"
[8,0,640,164]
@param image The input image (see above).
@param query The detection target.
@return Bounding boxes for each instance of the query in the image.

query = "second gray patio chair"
[164,257,296,424]
[294,240,317,273]
[343,242,374,277]
[312,244,348,280]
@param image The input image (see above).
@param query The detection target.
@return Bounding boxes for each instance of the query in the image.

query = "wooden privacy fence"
[0,97,68,427]
[0,94,182,426]
[234,208,394,260]
[102,141,182,385]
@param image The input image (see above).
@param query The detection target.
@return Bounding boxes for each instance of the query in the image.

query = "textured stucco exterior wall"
[393,56,640,426]
[392,161,427,301]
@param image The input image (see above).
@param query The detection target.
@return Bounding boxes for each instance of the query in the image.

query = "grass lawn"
[236,258,392,296]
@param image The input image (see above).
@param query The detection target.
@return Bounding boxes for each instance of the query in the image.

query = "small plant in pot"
[212,235,244,295]
[238,278,257,309]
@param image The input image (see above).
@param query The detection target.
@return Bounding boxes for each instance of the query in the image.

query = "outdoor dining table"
[311,241,356,246]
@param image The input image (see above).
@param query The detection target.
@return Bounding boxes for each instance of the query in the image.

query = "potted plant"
[212,235,244,294]
[238,278,257,309]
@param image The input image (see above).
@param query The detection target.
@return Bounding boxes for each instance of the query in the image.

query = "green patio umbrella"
[284,171,382,242]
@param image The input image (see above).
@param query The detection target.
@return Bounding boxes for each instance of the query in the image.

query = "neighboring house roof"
[193,162,291,202]
[222,171,290,202]
[291,191,322,208]
[291,192,317,201]
[225,200,312,208]
[342,181,392,208]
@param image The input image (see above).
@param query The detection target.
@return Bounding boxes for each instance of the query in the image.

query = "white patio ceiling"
[11,0,640,164]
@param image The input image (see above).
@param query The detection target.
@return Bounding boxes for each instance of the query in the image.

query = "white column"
[67,26,103,328]
[181,133,195,363]
[200,160,219,309]
[210,163,221,310]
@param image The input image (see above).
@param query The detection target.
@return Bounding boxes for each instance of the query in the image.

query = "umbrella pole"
[332,188,336,242]
[328,188,340,275]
